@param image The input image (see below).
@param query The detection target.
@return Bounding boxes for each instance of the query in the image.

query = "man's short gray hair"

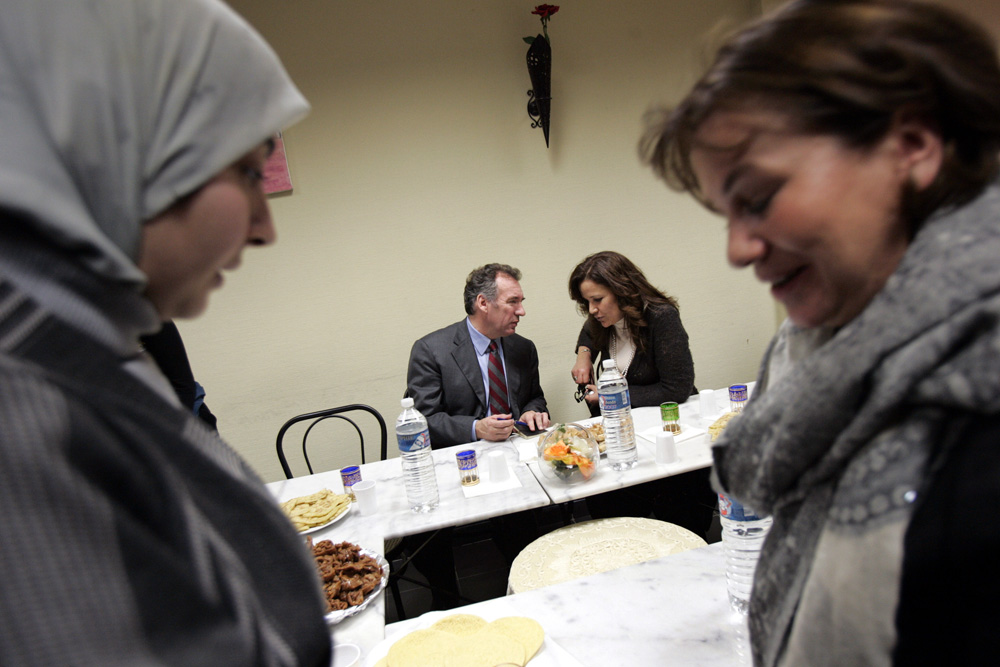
[463,263,521,315]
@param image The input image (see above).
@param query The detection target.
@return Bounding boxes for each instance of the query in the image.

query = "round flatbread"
[431,614,489,636]
[450,631,525,667]
[387,629,458,667]
[485,616,545,662]
[708,411,739,441]
[279,489,350,530]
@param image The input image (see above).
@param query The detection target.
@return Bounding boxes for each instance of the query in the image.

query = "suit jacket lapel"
[452,323,487,413]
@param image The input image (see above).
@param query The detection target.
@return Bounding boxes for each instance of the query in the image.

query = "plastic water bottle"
[396,398,439,513]
[718,493,772,615]
[597,359,637,471]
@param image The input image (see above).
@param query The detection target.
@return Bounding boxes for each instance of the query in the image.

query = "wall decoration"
[524,5,559,147]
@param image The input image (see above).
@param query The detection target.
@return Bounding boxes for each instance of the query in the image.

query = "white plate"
[298,500,352,535]
[323,547,390,625]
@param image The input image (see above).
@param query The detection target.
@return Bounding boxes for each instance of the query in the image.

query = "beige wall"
[181,0,995,483]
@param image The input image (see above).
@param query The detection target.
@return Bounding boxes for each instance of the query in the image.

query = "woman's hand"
[572,347,592,384]
[583,383,599,406]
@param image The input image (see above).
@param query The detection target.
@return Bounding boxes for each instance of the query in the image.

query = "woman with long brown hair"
[569,250,694,415]
[568,251,714,536]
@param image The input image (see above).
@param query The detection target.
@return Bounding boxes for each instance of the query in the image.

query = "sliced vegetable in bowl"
[536,423,599,483]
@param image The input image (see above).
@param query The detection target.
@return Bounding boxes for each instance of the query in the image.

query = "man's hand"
[476,414,515,441]
[519,410,550,432]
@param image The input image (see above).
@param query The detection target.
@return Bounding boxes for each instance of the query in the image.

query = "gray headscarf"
[0,0,309,289]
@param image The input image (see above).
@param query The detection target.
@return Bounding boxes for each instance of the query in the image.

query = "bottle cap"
[602,359,616,369]
[401,397,414,408]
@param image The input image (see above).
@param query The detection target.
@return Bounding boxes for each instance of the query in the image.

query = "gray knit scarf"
[712,180,1000,666]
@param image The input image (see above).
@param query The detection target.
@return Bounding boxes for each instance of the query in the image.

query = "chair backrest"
[276,404,388,479]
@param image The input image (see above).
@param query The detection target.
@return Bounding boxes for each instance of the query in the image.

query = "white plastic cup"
[700,389,716,417]
[486,450,510,483]
[352,480,377,515]
[331,643,361,667]
[656,432,678,465]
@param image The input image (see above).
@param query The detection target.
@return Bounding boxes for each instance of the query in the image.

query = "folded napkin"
[637,425,706,445]
[461,472,523,498]
[513,437,539,462]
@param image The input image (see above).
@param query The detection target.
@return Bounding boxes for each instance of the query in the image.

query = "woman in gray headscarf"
[0,0,329,664]
[643,0,1000,665]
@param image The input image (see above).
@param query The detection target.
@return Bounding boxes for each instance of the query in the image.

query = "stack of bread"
[374,613,544,667]
[708,411,739,442]
[279,489,351,531]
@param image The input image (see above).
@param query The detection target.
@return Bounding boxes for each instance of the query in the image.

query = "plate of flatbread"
[280,489,353,534]
[708,411,740,442]
[365,609,583,667]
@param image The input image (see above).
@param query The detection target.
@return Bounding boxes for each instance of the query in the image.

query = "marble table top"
[266,442,552,659]
[372,543,752,666]
[267,438,551,541]
[265,383,756,663]
[525,395,726,504]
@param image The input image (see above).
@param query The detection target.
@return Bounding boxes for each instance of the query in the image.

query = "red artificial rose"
[532,4,560,19]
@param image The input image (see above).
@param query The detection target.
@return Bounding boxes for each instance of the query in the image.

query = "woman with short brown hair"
[642,0,1000,664]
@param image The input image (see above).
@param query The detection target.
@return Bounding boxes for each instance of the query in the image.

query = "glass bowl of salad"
[536,423,600,484]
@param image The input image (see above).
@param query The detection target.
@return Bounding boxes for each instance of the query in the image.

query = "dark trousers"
[489,509,541,566]
[403,508,541,610]
[404,528,461,610]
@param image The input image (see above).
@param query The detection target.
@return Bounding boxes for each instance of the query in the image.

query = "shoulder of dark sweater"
[894,410,1000,664]
[642,303,690,348]
[644,302,683,327]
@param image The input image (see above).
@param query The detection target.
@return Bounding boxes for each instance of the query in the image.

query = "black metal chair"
[275,404,388,479]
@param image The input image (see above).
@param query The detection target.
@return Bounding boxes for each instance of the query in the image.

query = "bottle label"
[599,388,630,412]
[398,428,431,453]
[718,493,763,521]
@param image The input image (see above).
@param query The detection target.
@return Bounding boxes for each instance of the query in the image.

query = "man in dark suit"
[407,263,549,447]
[400,265,549,602]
